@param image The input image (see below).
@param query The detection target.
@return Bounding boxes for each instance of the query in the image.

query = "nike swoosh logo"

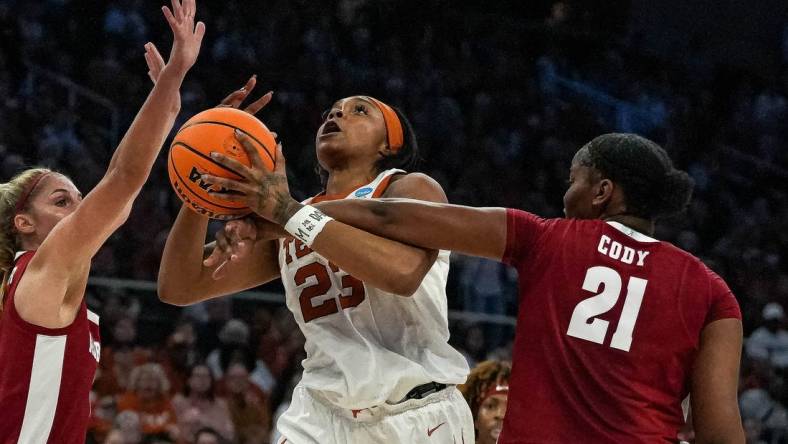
[427,422,446,437]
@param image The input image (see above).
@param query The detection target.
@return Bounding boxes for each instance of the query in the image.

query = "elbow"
[157,282,191,307]
[384,266,426,297]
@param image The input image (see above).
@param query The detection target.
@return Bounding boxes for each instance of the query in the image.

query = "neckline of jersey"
[605,221,659,243]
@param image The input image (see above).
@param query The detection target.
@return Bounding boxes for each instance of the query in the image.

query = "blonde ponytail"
[0,168,53,312]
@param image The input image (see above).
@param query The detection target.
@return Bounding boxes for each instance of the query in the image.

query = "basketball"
[167,107,276,220]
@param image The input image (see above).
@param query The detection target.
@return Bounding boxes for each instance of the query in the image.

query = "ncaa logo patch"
[354,187,374,197]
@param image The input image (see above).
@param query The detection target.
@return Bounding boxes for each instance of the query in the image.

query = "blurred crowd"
[1,0,787,442]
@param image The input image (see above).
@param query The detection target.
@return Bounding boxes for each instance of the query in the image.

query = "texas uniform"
[276,169,472,444]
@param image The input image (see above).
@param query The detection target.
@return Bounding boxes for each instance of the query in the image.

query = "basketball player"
[208,132,744,442]
[0,2,205,442]
[458,361,510,444]
[156,90,473,442]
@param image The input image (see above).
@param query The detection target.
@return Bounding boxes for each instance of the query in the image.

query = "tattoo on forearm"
[272,194,295,225]
[254,174,299,224]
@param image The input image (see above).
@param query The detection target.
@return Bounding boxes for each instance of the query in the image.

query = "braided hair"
[576,133,694,220]
[458,360,511,420]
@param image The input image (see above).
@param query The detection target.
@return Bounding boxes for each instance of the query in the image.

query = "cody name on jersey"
[278,169,469,409]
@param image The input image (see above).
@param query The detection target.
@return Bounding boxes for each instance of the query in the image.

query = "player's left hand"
[204,131,302,225]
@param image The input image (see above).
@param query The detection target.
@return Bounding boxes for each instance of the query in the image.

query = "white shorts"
[276,384,474,444]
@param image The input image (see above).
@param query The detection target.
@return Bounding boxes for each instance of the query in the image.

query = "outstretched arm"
[203,137,510,294]
[18,0,204,326]
[313,198,508,261]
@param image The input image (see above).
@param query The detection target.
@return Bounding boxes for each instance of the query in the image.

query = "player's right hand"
[204,217,287,279]
[218,75,274,116]
[204,218,258,279]
[161,0,205,75]
[203,218,286,279]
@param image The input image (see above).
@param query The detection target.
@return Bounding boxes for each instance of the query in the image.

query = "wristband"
[284,205,333,247]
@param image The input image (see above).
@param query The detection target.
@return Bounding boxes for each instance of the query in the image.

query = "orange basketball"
[168,107,276,220]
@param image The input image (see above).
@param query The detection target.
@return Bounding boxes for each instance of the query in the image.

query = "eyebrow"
[50,189,83,199]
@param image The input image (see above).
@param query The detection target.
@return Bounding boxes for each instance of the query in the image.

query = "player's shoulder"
[386,172,441,190]
[637,234,730,291]
[383,172,447,202]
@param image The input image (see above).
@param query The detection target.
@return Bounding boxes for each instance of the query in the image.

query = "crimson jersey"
[0,251,100,444]
[498,210,741,443]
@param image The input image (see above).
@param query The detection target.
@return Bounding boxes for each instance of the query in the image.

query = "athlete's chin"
[490,427,502,440]
[316,138,345,155]
[316,141,349,167]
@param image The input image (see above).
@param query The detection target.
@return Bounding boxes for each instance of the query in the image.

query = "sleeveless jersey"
[278,169,469,409]
[498,210,742,443]
[0,251,101,444]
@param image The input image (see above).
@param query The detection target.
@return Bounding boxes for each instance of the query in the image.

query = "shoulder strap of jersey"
[8,251,34,288]
[306,169,406,204]
[348,168,406,200]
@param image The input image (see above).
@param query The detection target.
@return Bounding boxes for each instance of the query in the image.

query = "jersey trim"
[371,174,398,198]
[18,334,67,443]
[308,169,405,203]
[5,251,84,337]
[87,309,100,325]
[606,221,659,243]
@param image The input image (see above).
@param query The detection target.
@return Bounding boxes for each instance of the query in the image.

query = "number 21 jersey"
[498,210,741,443]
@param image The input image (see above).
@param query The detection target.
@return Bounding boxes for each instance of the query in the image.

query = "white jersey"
[278,169,469,409]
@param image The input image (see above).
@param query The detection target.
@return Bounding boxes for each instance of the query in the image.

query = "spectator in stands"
[88,391,117,443]
[104,410,143,444]
[747,303,788,369]
[103,429,124,444]
[457,323,488,368]
[220,362,271,443]
[172,363,234,443]
[116,363,179,441]
[206,318,271,393]
[740,388,788,443]
[459,360,511,444]
[194,427,225,444]
[94,313,152,398]
[158,319,201,395]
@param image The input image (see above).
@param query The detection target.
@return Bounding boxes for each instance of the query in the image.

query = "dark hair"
[183,362,215,401]
[577,133,694,220]
[317,106,420,187]
[458,360,511,420]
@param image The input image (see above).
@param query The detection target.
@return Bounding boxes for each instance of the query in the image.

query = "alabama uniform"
[276,169,472,444]
[0,251,101,444]
[498,210,741,443]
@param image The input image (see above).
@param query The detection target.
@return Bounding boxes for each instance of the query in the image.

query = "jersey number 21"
[566,266,648,352]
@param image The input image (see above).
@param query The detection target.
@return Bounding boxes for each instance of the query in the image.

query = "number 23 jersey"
[277,169,469,409]
[498,209,741,443]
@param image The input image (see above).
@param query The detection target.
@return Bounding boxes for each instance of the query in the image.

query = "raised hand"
[147,0,205,79]
[202,131,301,225]
[200,77,278,278]
[144,42,165,84]
[218,75,274,116]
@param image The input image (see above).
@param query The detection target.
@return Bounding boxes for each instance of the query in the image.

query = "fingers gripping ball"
[168,107,276,219]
